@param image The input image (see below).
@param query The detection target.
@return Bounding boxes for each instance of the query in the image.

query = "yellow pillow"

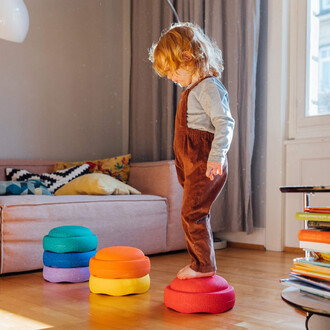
[54,154,131,183]
[54,173,141,196]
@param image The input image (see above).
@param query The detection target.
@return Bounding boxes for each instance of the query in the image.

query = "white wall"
[0,0,129,161]
[264,0,289,251]
[284,139,330,247]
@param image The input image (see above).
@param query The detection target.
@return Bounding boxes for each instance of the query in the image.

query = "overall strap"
[177,75,213,129]
[187,75,212,94]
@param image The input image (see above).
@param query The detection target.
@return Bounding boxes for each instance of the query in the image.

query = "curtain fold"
[130,0,176,162]
[130,0,260,234]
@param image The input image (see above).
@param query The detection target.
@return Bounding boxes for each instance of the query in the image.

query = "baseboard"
[213,238,227,250]
[227,241,265,250]
[284,246,305,254]
[214,228,265,247]
[227,243,305,253]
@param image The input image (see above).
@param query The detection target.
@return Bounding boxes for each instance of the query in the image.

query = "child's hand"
[206,162,223,181]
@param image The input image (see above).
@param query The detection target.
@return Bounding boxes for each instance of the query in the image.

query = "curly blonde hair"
[149,22,224,78]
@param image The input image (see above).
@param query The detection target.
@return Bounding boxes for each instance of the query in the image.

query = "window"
[319,47,330,114]
[307,0,330,116]
[288,0,330,139]
[322,0,330,10]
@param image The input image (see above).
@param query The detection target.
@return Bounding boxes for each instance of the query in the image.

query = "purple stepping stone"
[43,265,90,283]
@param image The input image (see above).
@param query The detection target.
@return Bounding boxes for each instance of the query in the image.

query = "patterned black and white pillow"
[5,164,90,193]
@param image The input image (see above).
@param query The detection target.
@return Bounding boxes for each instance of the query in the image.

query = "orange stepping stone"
[89,246,150,279]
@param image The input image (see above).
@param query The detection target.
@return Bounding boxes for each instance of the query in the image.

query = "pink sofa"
[0,159,186,274]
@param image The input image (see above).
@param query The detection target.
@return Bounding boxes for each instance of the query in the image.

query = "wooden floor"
[0,248,306,329]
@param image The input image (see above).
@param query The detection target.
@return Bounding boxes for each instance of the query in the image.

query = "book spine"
[298,229,330,243]
[307,221,330,229]
[293,263,330,275]
[296,212,330,222]
[294,257,330,268]
[299,241,330,253]
[305,207,330,214]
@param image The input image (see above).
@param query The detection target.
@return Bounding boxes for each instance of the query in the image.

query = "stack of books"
[280,208,330,299]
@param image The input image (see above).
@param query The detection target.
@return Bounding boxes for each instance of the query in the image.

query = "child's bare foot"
[177,265,190,277]
[177,265,215,280]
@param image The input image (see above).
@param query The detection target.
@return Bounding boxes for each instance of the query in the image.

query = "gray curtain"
[130,0,176,161]
[130,0,260,234]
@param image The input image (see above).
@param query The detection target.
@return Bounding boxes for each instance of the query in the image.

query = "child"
[149,22,235,280]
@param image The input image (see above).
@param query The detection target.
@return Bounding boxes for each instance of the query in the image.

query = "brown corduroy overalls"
[173,77,228,273]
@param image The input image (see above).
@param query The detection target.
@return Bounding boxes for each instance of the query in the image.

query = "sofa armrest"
[128,160,186,252]
[128,160,175,197]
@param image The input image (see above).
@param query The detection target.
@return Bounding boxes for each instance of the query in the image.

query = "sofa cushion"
[0,180,51,196]
[0,194,164,206]
[54,154,131,183]
[5,164,90,193]
[54,173,141,196]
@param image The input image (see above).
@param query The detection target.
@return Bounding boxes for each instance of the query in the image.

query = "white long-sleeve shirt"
[187,77,235,164]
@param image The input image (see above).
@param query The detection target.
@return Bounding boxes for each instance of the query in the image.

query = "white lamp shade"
[0,0,29,43]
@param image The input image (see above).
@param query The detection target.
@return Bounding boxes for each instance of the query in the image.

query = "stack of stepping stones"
[89,246,150,296]
[43,225,97,283]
